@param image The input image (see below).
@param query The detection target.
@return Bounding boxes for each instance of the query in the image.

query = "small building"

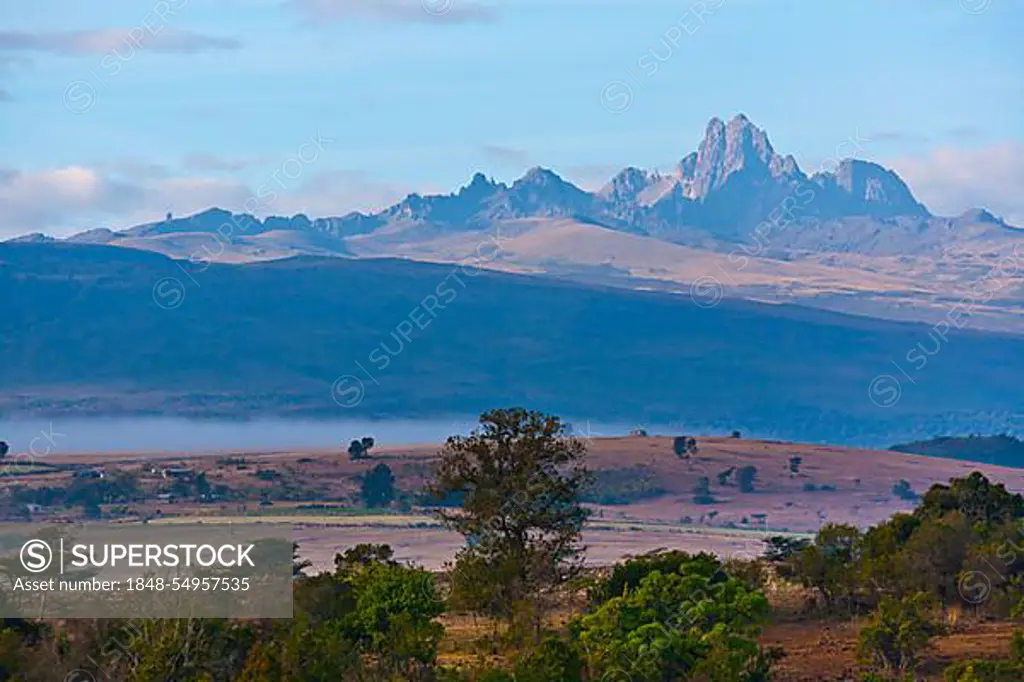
[162,467,195,480]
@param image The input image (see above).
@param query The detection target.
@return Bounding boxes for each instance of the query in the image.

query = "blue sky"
[1,0,1022,236]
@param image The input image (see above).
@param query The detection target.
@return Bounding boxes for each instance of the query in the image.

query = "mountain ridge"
[15,114,1022,334]
[47,114,1017,248]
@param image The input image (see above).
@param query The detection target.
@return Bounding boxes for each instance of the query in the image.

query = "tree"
[347,439,366,460]
[916,472,1024,525]
[892,479,918,501]
[731,430,742,439]
[737,465,758,493]
[587,550,720,606]
[236,621,363,682]
[692,476,715,505]
[0,442,8,460]
[360,436,375,455]
[792,523,862,610]
[347,560,445,676]
[763,536,811,563]
[292,542,312,577]
[513,637,583,682]
[360,463,396,508]
[858,593,939,674]
[335,543,396,572]
[788,456,802,475]
[577,554,774,682]
[427,408,590,638]
[673,437,697,459]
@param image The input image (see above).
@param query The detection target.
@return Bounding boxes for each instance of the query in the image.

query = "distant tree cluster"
[890,433,1024,468]
[892,478,919,501]
[673,436,698,459]
[360,463,395,508]
[767,472,1024,677]
[347,436,375,460]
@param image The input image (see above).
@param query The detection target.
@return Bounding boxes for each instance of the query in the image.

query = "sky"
[0,0,1022,237]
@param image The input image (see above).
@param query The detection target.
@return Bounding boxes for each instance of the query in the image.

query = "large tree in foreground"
[428,408,591,639]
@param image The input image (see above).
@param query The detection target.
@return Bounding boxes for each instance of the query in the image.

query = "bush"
[858,593,940,674]
[512,637,582,682]
[943,660,1024,681]
[588,550,721,606]
[737,465,758,493]
[581,466,667,505]
[692,476,716,505]
[576,554,772,682]
[360,463,396,508]
[893,479,919,501]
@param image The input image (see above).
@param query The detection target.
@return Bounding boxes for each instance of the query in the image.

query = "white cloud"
[0,29,240,55]
[288,0,497,23]
[888,142,1024,226]
[0,165,414,239]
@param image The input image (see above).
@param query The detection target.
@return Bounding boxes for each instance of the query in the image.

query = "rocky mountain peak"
[681,113,800,201]
[813,159,929,218]
[516,166,564,187]
[459,172,502,199]
[598,167,656,201]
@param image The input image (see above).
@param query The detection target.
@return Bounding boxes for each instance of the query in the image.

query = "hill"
[32,434,1024,568]
[1,241,1023,445]
[890,434,1024,467]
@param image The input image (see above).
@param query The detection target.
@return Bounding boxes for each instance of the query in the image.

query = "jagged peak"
[681,113,796,200]
[458,172,502,197]
[704,116,725,136]
[516,166,564,186]
[599,166,659,201]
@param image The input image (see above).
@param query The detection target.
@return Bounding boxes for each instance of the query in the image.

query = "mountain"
[2,241,1023,446]
[33,114,1023,332]
[62,113,996,248]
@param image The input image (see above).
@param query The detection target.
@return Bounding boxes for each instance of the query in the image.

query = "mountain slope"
[1,242,1022,445]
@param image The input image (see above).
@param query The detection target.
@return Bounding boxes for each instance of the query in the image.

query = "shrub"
[692,476,716,505]
[512,637,582,682]
[943,660,1024,681]
[360,463,396,508]
[858,593,939,674]
[587,550,721,605]
[577,554,772,682]
[581,466,667,505]
[737,465,758,493]
[893,479,919,501]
